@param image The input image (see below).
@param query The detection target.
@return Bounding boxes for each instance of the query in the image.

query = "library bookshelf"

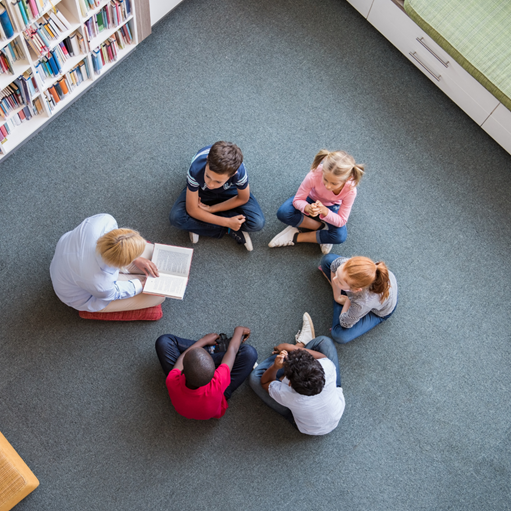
[0,0,146,161]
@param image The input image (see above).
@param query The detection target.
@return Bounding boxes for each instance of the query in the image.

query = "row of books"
[82,0,131,43]
[34,32,85,81]
[4,0,53,31]
[0,38,23,74]
[22,8,71,55]
[44,58,89,110]
[0,73,38,118]
[0,95,43,141]
[90,24,130,74]
[77,0,102,18]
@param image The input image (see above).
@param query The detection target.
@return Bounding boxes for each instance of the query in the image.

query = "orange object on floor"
[0,432,39,511]
[78,304,163,321]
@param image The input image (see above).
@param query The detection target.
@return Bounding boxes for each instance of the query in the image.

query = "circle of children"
[50,141,398,436]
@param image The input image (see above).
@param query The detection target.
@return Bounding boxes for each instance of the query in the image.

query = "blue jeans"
[320,254,398,344]
[155,334,258,399]
[169,187,265,238]
[276,196,347,244]
[248,336,341,427]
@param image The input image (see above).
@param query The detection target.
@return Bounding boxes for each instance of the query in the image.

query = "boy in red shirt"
[155,327,257,420]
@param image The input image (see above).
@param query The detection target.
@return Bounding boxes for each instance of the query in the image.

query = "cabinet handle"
[409,52,441,81]
[416,37,449,68]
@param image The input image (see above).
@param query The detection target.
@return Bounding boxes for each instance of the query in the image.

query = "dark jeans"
[276,196,347,244]
[320,254,398,343]
[169,187,266,238]
[248,336,341,427]
[155,334,258,399]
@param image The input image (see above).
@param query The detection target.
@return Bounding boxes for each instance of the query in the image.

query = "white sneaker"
[189,232,199,244]
[228,229,253,251]
[295,312,315,345]
[268,226,299,248]
[321,243,333,254]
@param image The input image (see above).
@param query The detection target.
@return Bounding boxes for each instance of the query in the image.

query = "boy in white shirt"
[249,313,345,435]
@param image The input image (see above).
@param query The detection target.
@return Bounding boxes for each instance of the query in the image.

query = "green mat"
[404,0,511,112]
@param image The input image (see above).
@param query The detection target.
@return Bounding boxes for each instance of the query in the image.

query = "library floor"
[1,0,511,510]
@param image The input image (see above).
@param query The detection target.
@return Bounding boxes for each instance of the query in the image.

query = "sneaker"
[268,226,299,248]
[214,333,231,353]
[228,229,253,251]
[189,232,199,244]
[253,361,258,369]
[321,243,333,254]
[295,312,315,346]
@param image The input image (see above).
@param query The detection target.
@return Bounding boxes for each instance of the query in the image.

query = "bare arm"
[273,343,327,360]
[220,326,250,371]
[185,189,246,231]
[261,350,287,393]
[173,333,219,372]
[206,186,250,213]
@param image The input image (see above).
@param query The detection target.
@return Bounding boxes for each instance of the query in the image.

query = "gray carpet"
[1,0,510,509]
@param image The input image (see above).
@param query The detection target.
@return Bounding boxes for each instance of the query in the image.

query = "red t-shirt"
[166,364,231,420]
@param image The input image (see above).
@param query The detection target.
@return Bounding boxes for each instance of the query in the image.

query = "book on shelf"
[22,9,72,56]
[0,39,24,74]
[0,3,15,38]
[77,0,101,18]
[6,0,54,30]
[0,91,41,142]
[43,57,89,109]
[83,1,132,44]
[34,32,83,81]
[143,244,194,300]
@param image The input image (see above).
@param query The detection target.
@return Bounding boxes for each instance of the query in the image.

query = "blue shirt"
[186,145,249,193]
[49,214,143,312]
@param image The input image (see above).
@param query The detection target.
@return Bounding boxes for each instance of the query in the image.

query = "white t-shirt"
[269,358,345,435]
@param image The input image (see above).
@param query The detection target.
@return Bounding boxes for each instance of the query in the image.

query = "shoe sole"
[243,231,253,251]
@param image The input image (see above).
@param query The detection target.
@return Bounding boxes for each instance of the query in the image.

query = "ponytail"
[371,262,390,303]
[344,257,390,303]
[311,149,365,186]
[310,149,330,171]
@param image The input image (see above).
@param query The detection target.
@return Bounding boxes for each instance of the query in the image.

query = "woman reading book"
[50,213,165,312]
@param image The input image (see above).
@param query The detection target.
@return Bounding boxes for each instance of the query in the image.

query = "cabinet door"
[481,104,511,155]
[367,0,499,125]
[346,0,374,18]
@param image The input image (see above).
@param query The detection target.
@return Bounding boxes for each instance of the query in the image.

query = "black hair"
[182,348,216,389]
[284,350,325,396]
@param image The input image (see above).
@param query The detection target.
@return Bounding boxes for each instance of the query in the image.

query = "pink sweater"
[292,170,357,227]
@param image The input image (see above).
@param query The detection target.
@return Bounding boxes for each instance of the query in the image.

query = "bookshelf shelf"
[0,0,143,160]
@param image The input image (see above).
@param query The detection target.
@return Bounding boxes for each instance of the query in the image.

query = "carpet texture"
[0,0,510,510]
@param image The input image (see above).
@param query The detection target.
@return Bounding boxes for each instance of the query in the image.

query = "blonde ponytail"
[310,149,330,171]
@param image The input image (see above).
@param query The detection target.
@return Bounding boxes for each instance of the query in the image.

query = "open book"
[143,244,194,300]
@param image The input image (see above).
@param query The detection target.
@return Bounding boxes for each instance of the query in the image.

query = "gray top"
[330,257,398,328]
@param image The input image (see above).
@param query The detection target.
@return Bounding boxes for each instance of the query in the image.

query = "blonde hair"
[311,149,365,186]
[96,228,146,268]
[343,256,390,303]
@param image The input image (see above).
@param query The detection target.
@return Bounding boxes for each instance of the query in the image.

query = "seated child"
[319,254,398,343]
[268,149,364,254]
[155,327,257,420]
[249,313,345,435]
[50,213,164,312]
[169,141,265,251]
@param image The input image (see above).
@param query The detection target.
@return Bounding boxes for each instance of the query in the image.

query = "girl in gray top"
[319,254,398,343]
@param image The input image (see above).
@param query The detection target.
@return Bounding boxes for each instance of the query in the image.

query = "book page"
[152,244,193,277]
[144,274,187,299]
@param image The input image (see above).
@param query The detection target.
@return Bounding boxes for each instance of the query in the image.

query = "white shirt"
[269,358,345,435]
[49,214,143,312]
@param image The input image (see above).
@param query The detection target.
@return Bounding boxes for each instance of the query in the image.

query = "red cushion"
[79,305,163,321]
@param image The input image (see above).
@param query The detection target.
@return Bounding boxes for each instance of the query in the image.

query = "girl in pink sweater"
[269,150,364,254]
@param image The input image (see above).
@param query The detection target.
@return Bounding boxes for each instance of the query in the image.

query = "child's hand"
[226,215,246,231]
[201,333,220,346]
[234,326,251,341]
[198,198,212,212]
[274,350,288,369]
[306,203,319,217]
[315,201,328,217]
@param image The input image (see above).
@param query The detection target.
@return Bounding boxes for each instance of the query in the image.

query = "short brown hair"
[207,141,243,176]
[96,228,146,268]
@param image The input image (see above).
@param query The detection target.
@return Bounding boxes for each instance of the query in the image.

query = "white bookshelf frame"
[0,0,145,161]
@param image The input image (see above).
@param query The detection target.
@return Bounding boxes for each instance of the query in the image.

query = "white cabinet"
[366,0,499,125]
[346,0,374,18]
[482,104,511,155]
